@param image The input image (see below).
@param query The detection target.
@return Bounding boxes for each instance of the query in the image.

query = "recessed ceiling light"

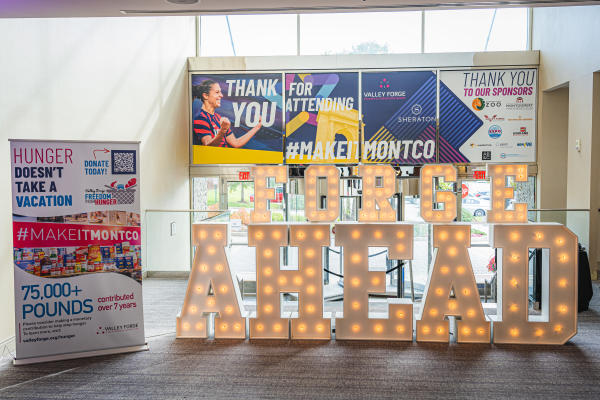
[166,0,200,5]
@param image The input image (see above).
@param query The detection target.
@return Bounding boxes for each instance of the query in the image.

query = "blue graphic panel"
[439,79,483,163]
[362,71,437,164]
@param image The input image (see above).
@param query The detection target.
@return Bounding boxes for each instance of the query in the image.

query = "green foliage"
[472,228,486,235]
[325,41,390,55]
[290,214,307,222]
[461,208,473,222]
[437,181,454,191]
[349,41,389,54]
[207,189,218,206]
[414,224,429,237]
[272,213,284,222]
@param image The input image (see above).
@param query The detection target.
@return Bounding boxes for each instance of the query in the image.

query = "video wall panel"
[190,68,537,165]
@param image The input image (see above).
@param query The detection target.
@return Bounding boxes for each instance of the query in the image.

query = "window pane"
[201,14,297,56]
[300,12,422,55]
[192,177,220,222]
[425,8,528,53]
[200,16,233,56]
[485,8,528,51]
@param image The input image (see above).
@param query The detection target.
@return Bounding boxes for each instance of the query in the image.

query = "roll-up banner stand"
[10,139,147,365]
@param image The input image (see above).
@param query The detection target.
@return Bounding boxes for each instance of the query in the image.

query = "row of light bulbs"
[250,164,529,224]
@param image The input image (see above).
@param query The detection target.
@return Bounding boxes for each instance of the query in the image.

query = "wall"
[0,16,195,342]
[145,211,191,272]
[533,5,600,278]
[537,86,568,225]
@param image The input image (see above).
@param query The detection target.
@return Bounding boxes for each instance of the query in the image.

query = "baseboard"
[13,344,149,365]
[1,336,16,361]
[146,271,190,279]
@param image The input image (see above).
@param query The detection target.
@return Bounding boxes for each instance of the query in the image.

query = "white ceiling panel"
[1,0,599,18]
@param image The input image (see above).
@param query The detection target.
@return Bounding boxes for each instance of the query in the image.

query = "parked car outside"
[462,195,490,217]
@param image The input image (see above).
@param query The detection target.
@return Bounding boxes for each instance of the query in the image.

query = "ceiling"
[1,0,599,18]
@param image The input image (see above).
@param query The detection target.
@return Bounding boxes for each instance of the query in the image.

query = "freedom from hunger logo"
[378,78,390,89]
[105,178,137,205]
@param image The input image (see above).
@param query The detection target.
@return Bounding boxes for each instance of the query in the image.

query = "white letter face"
[417,225,490,343]
[335,224,413,341]
[248,224,289,338]
[304,165,340,222]
[249,224,331,339]
[358,165,396,222]
[177,224,245,339]
[289,225,331,339]
[420,164,457,223]
[487,164,528,223]
[493,224,578,344]
[251,166,288,223]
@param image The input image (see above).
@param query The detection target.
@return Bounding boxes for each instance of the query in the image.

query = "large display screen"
[189,68,537,165]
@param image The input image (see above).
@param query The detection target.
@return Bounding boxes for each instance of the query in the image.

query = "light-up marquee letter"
[417,225,490,343]
[335,224,413,340]
[251,166,288,223]
[304,165,339,222]
[358,165,396,222]
[487,164,528,223]
[493,224,577,344]
[248,224,330,339]
[177,224,245,339]
[420,164,457,223]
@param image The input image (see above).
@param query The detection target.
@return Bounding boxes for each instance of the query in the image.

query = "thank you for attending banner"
[362,71,437,164]
[10,140,145,363]
[191,73,284,164]
[285,72,359,164]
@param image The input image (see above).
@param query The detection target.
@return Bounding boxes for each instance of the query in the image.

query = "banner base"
[13,343,149,365]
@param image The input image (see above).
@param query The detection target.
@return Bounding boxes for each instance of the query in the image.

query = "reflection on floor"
[1,279,599,399]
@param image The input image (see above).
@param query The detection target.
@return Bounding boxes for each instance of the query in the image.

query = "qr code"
[111,150,137,175]
[481,151,492,161]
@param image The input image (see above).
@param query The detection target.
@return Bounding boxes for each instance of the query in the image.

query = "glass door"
[192,177,221,222]
[460,180,491,242]
[226,181,254,243]
[340,178,361,222]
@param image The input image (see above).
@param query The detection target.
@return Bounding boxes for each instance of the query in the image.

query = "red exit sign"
[239,171,250,181]
[473,170,486,180]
